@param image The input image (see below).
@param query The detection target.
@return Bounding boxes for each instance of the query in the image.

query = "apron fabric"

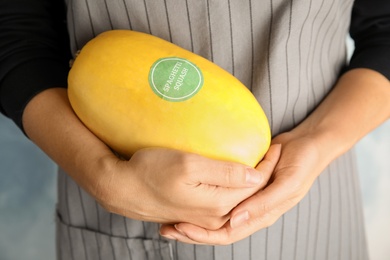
[57,0,369,259]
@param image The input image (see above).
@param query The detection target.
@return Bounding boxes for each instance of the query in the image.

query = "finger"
[255,143,282,179]
[163,200,292,245]
[194,144,281,188]
[189,144,282,209]
[161,221,253,245]
[229,170,305,229]
[193,157,264,188]
[160,224,205,245]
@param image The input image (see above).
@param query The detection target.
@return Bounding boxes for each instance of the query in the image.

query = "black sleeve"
[0,0,71,132]
[347,0,390,80]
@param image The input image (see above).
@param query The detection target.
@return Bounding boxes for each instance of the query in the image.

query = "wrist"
[290,68,390,166]
[289,123,346,167]
[22,87,119,198]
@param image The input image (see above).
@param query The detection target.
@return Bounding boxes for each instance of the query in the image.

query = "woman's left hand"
[160,131,327,245]
[160,69,390,244]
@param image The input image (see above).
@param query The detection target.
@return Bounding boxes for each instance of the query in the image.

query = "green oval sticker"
[149,57,204,102]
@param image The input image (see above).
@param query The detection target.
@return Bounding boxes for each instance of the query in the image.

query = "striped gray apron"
[57,0,369,259]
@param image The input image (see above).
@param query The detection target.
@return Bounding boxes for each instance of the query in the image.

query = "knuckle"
[223,163,235,182]
[252,211,278,229]
[254,201,270,217]
[175,152,199,178]
[221,163,245,185]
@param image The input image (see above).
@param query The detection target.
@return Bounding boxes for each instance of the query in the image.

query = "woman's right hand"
[97,147,272,230]
[22,87,273,230]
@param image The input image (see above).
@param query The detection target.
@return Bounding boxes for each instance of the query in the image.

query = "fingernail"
[230,211,250,228]
[246,168,262,184]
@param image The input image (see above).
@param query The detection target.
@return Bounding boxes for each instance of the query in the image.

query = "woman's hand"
[160,68,390,244]
[159,132,323,244]
[97,147,274,230]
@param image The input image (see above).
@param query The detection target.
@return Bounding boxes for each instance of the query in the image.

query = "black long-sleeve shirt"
[0,0,389,132]
[0,0,71,131]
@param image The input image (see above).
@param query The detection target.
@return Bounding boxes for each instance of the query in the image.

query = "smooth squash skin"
[68,30,271,167]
